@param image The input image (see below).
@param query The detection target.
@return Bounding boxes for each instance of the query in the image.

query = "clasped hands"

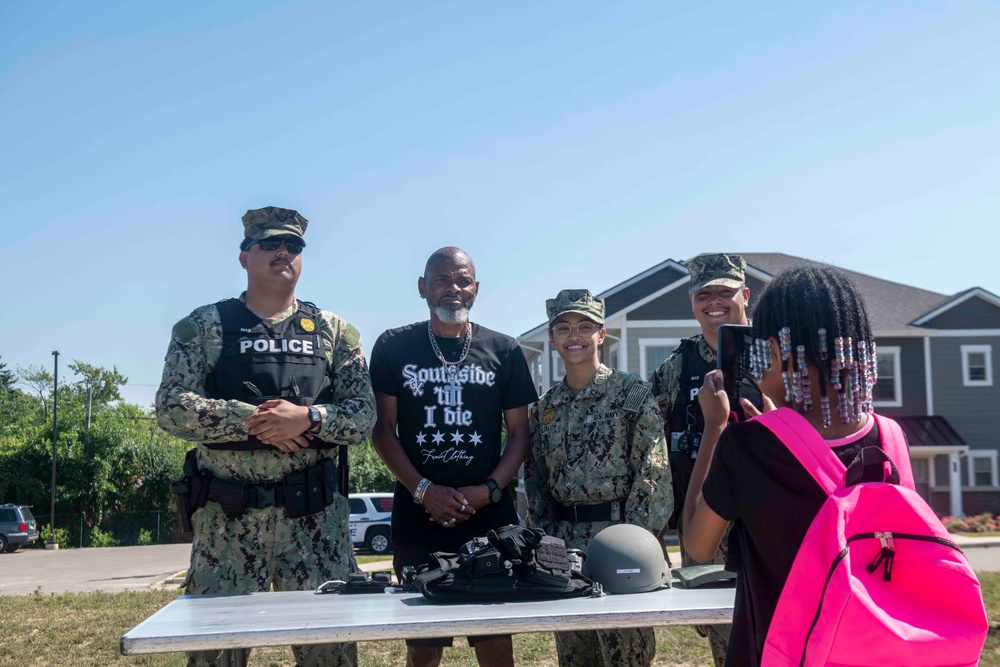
[421,483,489,528]
[244,399,315,453]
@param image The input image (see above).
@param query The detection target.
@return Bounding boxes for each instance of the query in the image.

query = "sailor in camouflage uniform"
[156,207,376,667]
[525,289,672,667]
[649,253,754,666]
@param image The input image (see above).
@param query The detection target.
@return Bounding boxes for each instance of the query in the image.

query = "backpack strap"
[871,414,915,491]
[752,408,845,495]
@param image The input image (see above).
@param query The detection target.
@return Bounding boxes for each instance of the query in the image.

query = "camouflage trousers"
[676,522,732,667]
[184,494,358,667]
[555,627,655,667]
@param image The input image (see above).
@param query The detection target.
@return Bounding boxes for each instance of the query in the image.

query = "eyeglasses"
[551,321,602,338]
[252,239,304,255]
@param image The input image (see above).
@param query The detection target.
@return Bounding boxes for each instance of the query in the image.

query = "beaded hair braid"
[748,267,878,427]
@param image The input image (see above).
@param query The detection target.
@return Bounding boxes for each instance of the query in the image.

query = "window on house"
[962,345,993,387]
[968,452,998,488]
[872,346,902,407]
[551,352,566,384]
[639,338,680,379]
[606,343,619,370]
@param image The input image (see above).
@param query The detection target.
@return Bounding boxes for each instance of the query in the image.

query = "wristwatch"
[308,406,323,432]
[485,477,503,504]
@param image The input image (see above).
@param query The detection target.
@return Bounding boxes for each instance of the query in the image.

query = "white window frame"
[968,450,999,488]
[873,346,902,408]
[550,351,566,385]
[961,345,993,387]
[606,342,620,370]
[639,338,681,379]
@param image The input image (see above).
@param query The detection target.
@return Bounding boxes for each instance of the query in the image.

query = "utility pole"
[47,351,59,549]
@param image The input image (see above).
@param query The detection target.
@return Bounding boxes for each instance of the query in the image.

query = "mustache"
[270,258,292,267]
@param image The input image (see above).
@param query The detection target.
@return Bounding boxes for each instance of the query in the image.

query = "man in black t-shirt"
[370,246,538,667]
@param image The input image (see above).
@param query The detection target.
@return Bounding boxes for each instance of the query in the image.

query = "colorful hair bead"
[820,394,832,428]
[833,337,845,374]
[851,363,862,422]
[780,327,792,362]
[818,328,829,361]
[838,388,850,424]
[844,336,854,371]
[791,363,803,405]
[760,339,773,371]
[782,370,794,403]
[798,345,812,412]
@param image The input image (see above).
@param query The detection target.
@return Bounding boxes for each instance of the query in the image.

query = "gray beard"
[433,305,470,325]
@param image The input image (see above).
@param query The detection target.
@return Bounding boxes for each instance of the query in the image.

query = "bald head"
[419,246,479,326]
[424,246,475,280]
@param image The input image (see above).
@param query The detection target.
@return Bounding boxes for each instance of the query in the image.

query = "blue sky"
[2,1,998,407]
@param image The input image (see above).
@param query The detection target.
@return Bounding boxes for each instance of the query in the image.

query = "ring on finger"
[460,504,466,513]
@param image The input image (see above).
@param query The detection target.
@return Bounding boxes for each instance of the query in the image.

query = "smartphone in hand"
[717,324,753,421]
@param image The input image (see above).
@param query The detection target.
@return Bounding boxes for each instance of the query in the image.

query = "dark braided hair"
[750,266,876,425]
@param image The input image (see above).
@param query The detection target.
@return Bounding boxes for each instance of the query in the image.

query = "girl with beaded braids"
[680,266,914,665]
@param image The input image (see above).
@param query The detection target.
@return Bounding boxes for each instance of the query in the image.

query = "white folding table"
[121,583,735,656]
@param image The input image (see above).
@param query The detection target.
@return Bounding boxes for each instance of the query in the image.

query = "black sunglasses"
[251,239,304,255]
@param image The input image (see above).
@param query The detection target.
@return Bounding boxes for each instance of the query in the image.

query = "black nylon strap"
[550,500,626,523]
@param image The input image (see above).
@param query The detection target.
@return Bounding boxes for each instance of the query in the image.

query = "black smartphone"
[717,324,753,421]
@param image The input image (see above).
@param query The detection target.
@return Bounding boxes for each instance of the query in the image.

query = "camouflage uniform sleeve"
[624,387,674,534]
[314,312,376,445]
[154,306,255,443]
[650,349,682,436]
[524,403,555,535]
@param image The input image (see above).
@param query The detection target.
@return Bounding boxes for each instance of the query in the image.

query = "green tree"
[67,360,128,407]
[347,441,395,493]
[0,355,15,391]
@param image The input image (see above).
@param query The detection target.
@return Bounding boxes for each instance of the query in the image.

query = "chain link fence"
[31,509,188,549]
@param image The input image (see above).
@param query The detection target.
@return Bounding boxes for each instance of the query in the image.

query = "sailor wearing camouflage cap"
[155,206,375,667]
[526,289,673,667]
[649,252,754,666]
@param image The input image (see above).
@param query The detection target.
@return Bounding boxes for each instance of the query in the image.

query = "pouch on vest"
[284,469,308,518]
[209,477,249,518]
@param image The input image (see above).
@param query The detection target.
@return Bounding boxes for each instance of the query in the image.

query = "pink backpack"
[754,408,987,667]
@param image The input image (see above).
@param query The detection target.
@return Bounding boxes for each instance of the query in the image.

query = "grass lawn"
[0,574,996,666]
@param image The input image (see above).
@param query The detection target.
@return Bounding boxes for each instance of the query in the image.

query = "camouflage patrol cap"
[546,289,605,326]
[241,206,309,246]
[687,253,746,294]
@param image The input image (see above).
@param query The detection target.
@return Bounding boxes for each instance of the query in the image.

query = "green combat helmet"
[582,524,670,594]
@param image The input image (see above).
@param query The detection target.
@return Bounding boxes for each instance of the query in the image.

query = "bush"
[137,528,154,546]
[89,526,119,548]
[34,525,72,549]
[942,512,1000,533]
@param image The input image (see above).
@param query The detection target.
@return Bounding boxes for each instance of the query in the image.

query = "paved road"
[0,544,191,596]
[3,537,999,597]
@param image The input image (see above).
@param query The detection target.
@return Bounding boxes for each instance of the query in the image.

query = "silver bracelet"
[413,477,432,505]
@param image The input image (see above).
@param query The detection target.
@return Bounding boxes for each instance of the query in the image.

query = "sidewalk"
[951,533,1000,549]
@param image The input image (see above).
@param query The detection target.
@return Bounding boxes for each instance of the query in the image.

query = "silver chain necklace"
[427,320,472,381]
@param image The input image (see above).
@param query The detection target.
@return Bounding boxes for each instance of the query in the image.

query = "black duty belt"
[550,500,626,524]
[205,458,339,520]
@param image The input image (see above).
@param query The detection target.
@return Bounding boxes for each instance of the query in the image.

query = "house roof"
[518,252,955,340]
[737,253,948,334]
[910,287,1000,326]
[893,416,966,448]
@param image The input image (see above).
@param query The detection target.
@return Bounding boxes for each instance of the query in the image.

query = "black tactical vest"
[672,338,716,435]
[671,337,762,435]
[205,298,332,450]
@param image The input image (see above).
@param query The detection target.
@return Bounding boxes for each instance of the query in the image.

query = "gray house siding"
[923,297,1000,329]
[605,265,687,317]
[930,336,1000,458]
[629,288,693,320]
[873,337,928,418]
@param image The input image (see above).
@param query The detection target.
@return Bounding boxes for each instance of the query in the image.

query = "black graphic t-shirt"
[369,321,539,547]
